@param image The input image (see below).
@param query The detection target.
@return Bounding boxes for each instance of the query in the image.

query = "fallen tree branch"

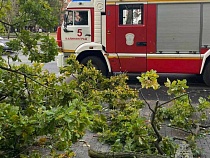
[150,100,164,155]
[88,148,167,158]
[0,65,47,88]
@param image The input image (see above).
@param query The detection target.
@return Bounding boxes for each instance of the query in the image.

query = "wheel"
[203,61,210,86]
[81,56,107,76]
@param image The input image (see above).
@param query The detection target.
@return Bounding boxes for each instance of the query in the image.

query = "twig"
[165,124,192,134]
[139,89,155,113]
[199,124,210,128]
[173,137,188,143]
[12,145,34,158]
[159,92,192,107]
[79,140,90,147]
[0,65,48,88]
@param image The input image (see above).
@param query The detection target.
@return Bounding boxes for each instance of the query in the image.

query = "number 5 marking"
[77,29,82,36]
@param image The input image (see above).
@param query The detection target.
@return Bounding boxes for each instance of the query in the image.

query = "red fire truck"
[57,0,210,86]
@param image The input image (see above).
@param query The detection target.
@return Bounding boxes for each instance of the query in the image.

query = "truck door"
[116,3,147,72]
[62,10,92,52]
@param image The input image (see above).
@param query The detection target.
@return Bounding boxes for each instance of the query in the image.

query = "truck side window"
[119,4,143,25]
[74,11,88,25]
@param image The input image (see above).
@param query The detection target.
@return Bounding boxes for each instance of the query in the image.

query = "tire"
[203,61,210,86]
[81,56,107,76]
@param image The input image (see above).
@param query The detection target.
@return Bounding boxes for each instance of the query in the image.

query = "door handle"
[136,42,147,46]
[85,34,91,37]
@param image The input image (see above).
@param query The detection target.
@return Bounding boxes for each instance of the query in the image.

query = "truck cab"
[57,0,110,75]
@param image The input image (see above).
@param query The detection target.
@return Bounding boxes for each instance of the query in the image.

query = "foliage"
[0,0,58,38]
[0,0,58,61]
[139,70,210,156]
[0,61,97,157]
[137,69,160,90]
[161,79,195,128]
[0,54,132,157]
[0,1,98,157]
[18,0,57,30]
[0,53,149,157]
[7,31,58,62]
[47,0,63,27]
[0,0,12,30]
[0,52,210,158]
[90,70,177,156]
[91,70,210,157]
[159,79,210,154]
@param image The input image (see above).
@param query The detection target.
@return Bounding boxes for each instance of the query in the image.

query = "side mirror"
[64,14,68,28]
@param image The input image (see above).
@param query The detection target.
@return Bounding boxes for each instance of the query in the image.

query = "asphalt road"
[128,73,210,104]
[2,52,59,74]
[2,52,210,104]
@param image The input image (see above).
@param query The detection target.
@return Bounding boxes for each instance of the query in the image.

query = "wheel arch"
[201,49,210,86]
[200,49,210,74]
[77,50,105,63]
[76,49,112,74]
[202,57,210,74]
